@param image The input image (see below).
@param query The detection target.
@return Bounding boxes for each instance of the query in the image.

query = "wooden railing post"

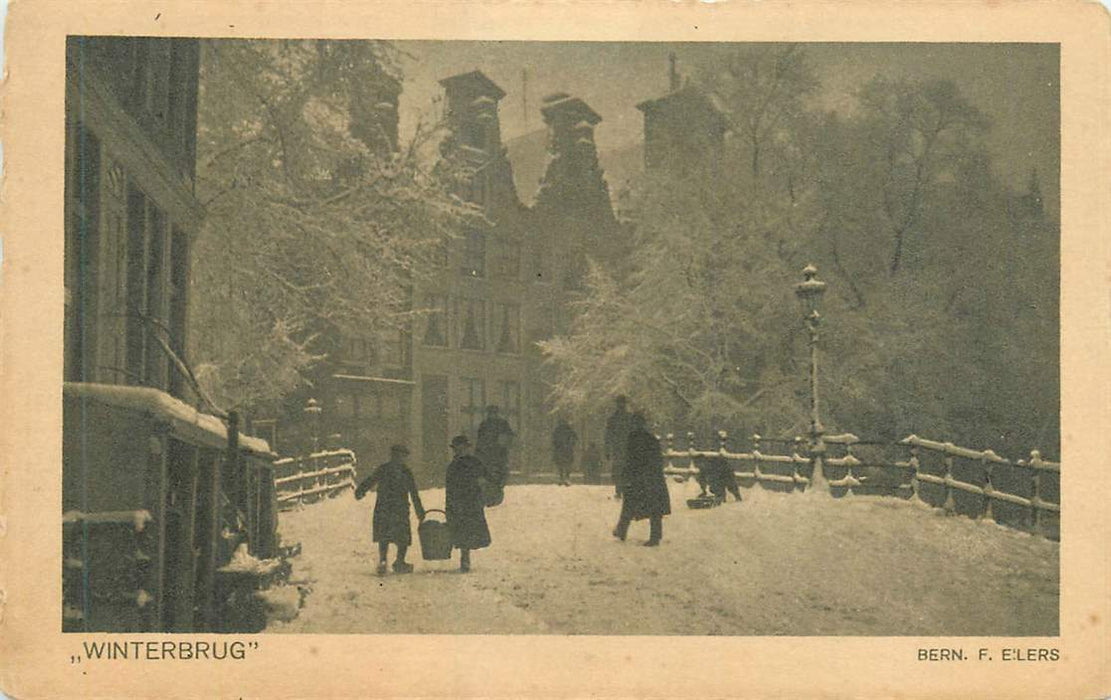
[718,429,728,454]
[942,443,956,512]
[791,436,804,489]
[981,450,998,522]
[1030,450,1043,536]
[686,431,696,472]
[908,440,921,503]
[844,441,856,496]
[751,433,762,482]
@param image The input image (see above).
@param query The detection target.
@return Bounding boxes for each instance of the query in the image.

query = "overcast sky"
[395,42,1058,205]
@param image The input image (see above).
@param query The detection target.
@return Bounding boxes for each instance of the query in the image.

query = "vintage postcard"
[1,0,1108,697]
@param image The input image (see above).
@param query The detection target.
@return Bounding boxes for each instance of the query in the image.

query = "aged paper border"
[1,1,1108,697]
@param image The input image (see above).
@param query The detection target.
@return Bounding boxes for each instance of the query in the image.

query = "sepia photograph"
[2,1,1109,697]
[61,36,1060,636]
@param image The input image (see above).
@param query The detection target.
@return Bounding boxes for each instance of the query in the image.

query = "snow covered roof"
[540,96,602,126]
[635,85,729,131]
[64,382,276,459]
[438,70,506,100]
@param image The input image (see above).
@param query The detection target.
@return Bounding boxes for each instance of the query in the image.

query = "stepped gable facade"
[320,69,624,482]
[407,70,532,476]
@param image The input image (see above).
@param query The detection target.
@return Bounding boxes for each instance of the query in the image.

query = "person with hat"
[445,434,492,573]
[476,405,514,506]
[355,444,425,575]
[613,412,671,546]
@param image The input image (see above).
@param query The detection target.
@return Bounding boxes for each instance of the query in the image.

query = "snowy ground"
[268,480,1058,636]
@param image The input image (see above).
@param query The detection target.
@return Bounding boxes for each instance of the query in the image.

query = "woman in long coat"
[445,435,492,572]
[355,445,425,575]
[613,413,671,546]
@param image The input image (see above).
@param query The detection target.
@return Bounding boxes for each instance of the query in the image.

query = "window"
[492,238,521,279]
[463,121,486,151]
[422,295,448,347]
[528,301,555,343]
[65,124,101,383]
[378,327,406,369]
[344,337,374,366]
[131,39,151,114]
[499,380,521,433]
[125,184,174,390]
[492,302,520,354]
[143,206,167,388]
[461,229,486,278]
[167,228,189,397]
[167,41,196,158]
[149,39,172,124]
[460,377,486,438]
[458,298,486,351]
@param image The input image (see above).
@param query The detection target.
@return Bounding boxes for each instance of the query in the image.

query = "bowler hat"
[390,444,410,456]
[450,435,471,448]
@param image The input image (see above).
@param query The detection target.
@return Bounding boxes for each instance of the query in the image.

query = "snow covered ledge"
[63,382,276,458]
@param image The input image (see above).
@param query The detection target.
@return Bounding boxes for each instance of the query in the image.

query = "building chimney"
[669,53,680,93]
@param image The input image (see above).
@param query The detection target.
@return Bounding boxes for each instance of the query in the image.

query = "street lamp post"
[795,264,828,492]
[304,397,322,455]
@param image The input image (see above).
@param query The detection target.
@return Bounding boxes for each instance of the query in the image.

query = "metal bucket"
[418,509,453,560]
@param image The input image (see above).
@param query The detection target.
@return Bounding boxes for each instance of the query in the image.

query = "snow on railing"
[661,430,811,488]
[661,430,1060,540]
[274,449,357,510]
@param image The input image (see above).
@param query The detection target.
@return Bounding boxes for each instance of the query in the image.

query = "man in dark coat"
[355,444,425,575]
[445,435,492,573]
[613,413,671,546]
[604,395,632,498]
[476,405,514,506]
[551,417,578,486]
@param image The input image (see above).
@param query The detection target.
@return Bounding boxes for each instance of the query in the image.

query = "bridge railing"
[273,449,357,511]
[661,431,811,490]
[662,431,1060,540]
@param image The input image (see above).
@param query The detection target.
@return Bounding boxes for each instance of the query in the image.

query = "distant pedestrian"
[604,396,633,498]
[582,441,603,485]
[613,413,671,546]
[697,455,742,504]
[445,435,492,573]
[552,417,578,486]
[355,444,425,575]
[476,405,514,506]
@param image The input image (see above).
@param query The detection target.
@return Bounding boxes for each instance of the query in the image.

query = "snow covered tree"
[544,65,1058,459]
[189,40,477,413]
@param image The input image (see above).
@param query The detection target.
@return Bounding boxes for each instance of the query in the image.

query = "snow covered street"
[268,481,1058,636]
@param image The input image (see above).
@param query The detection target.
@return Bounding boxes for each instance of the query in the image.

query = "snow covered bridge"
[268,481,1058,636]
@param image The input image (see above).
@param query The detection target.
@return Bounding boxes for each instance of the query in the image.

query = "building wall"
[64,37,203,398]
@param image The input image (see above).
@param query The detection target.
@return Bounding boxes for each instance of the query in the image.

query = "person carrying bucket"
[355,444,425,575]
[445,435,492,573]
